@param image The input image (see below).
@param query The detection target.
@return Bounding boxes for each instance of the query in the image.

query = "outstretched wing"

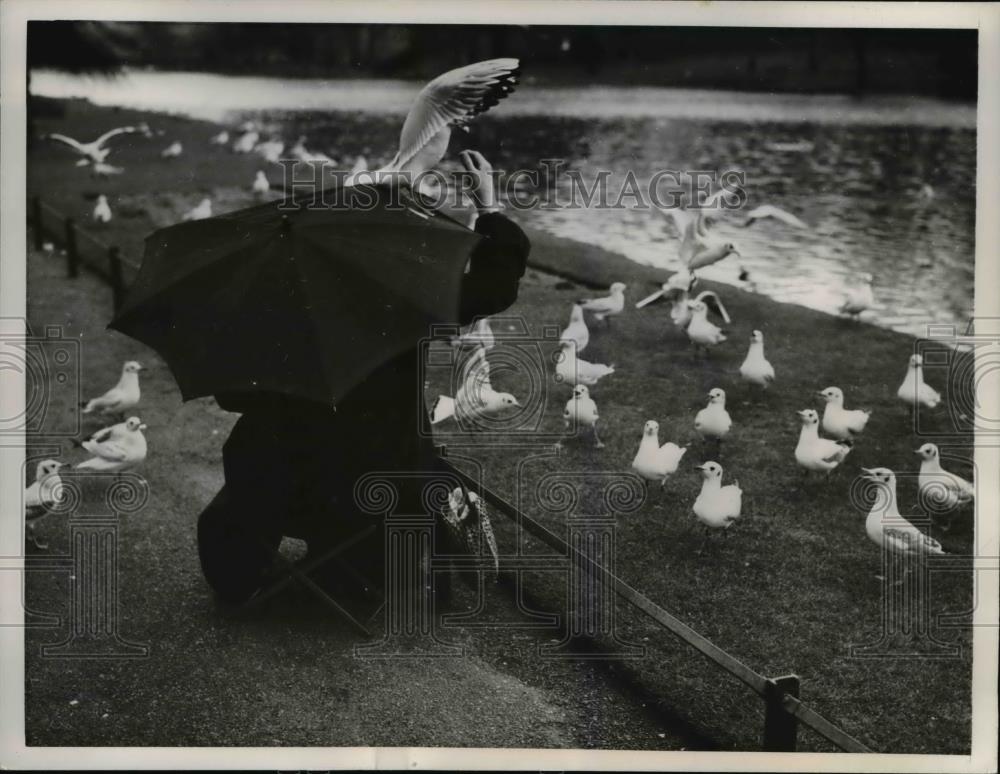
[93,126,140,148]
[695,291,731,324]
[395,58,520,170]
[742,204,809,229]
[45,133,88,154]
[636,284,686,309]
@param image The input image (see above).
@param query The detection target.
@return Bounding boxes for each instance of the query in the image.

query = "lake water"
[32,69,977,338]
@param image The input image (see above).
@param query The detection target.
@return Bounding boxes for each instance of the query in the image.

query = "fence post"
[32,196,44,249]
[108,246,124,312]
[64,218,79,278]
[763,674,800,751]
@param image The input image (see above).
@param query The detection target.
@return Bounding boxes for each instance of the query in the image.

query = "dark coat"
[213,211,529,542]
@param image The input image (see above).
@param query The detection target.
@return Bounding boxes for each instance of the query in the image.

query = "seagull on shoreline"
[80,361,143,418]
[692,461,742,531]
[559,304,590,353]
[579,282,627,326]
[839,272,874,321]
[554,341,614,387]
[559,384,604,449]
[92,194,112,224]
[24,459,67,550]
[233,130,260,154]
[738,329,775,389]
[255,139,285,164]
[75,416,148,472]
[860,467,945,581]
[209,130,230,146]
[897,354,941,410]
[43,123,151,166]
[252,170,271,197]
[795,409,851,475]
[631,420,687,487]
[915,443,974,511]
[658,192,741,272]
[739,204,810,230]
[817,387,870,440]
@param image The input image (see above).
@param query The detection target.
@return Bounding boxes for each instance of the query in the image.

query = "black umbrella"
[109,185,481,406]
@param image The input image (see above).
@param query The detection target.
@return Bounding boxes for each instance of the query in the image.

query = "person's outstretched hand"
[459,150,500,213]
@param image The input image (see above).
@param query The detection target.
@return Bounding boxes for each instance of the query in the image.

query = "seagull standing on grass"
[92,195,112,224]
[431,347,520,425]
[631,420,687,487]
[692,461,742,532]
[43,123,151,166]
[74,416,148,472]
[794,409,852,475]
[739,329,774,389]
[554,341,615,387]
[897,353,941,410]
[839,272,874,321]
[915,443,974,511]
[209,130,229,146]
[559,304,590,353]
[579,282,627,326]
[817,387,870,440]
[558,384,604,449]
[694,389,732,453]
[255,139,285,164]
[183,198,213,222]
[160,141,183,159]
[80,361,143,418]
[452,317,495,350]
[860,467,946,582]
[24,460,67,550]
[686,299,728,355]
[232,130,260,154]
[252,170,271,197]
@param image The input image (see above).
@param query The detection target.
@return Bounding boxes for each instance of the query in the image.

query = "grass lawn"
[25,97,975,753]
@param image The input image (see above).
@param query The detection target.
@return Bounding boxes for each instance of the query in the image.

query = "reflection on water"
[32,70,976,338]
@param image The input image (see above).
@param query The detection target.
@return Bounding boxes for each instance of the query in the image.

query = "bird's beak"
[139,424,148,431]
[815,392,825,397]
[860,467,877,481]
[913,449,923,455]
[693,464,706,471]
[512,399,522,407]
[797,410,809,418]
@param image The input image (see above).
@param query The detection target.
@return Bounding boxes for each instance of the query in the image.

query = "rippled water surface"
[33,70,977,338]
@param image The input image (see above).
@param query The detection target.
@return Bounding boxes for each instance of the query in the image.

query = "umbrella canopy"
[110,185,482,406]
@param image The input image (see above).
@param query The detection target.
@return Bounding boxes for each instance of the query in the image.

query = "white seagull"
[740,204,809,230]
[692,461,742,530]
[452,317,496,350]
[24,459,67,550]
[554,341,615,387]
[367,58,519,182]
[738,329,775,389]
[794,409,852,474]
[559,384,604,449]
[160,141,183,159]
[631,420,687,487]
[686,299,728,355]
[43,123,151,165]
[559,304,590,353]
[860,467,946,576]
[183,198,213,222]
[658,193,741,272]
[232,130,260,154]
[80,360,143,417]
[90,161,124,177]
[252,170,271,197]
[915,443,974,511]
[431,347,520,425]
[817,386,870,440]
[209,130,230,145]
[92,194,112,224]
[839,272,874,320]
[897,353,941,410]
[579,282,627,326]
[75,416,148,472]
[255,139,285,164]
[694,389,732,448]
